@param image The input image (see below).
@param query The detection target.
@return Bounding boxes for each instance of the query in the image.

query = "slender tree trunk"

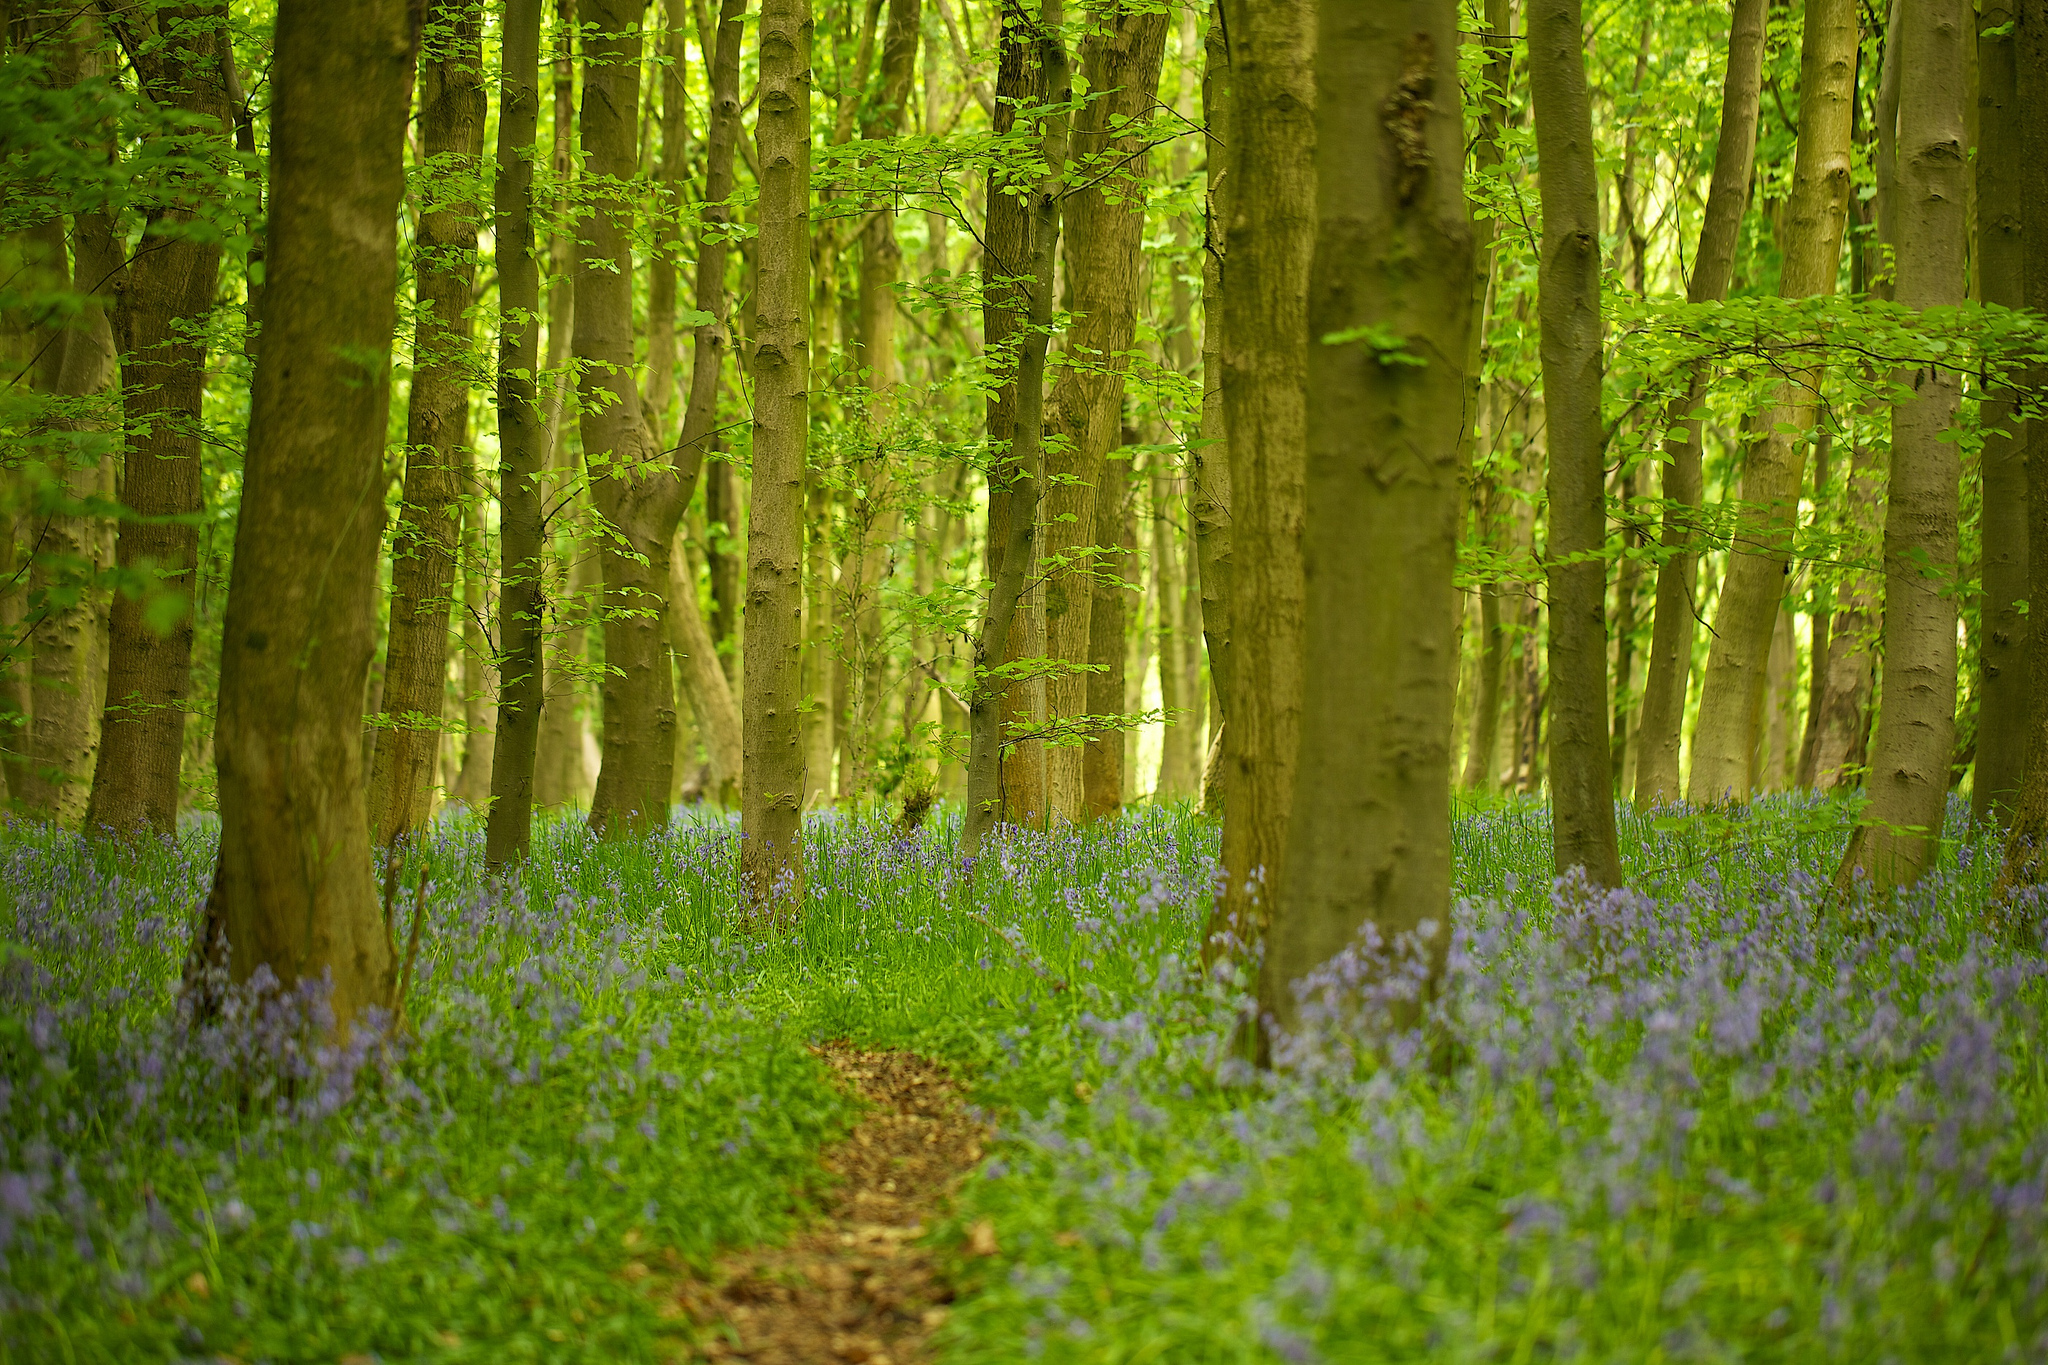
[83,5,231,835]
[1809,2,1899,795]
[1995,0,2048,893]
[1529,0,1622,885]
[484,0,546,863]
[580,0,689,837]
[1208,0,1313,953]
[1154,456,1198,797]
[1260,0,1472,1051]
[706,458,740,675]
[1191,0,1231,816]
[533,0,595,810]
[667,539,742,803]
[196,0,412,1032]
[962,0,1068,858]
[450,489,495,806]
[1686,0,1857,804]
[1971,3,2026,823]
[1082,447,1134,819]
[740,0,811,904]
[1455,0,1512,795]
[1839,0,1966,890]
[1811,403,1886,787]
[1039,5,1168,821]
[367,1,485,847]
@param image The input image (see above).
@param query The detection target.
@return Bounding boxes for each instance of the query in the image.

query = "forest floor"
[2,795,2046,1363]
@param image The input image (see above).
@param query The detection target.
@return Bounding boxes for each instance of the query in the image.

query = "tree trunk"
[962,0,1068,858]
[1038,5,1168,822]
[1995,0,2048,892]
[533,0,596,812]
[1259,0,1472,1051]
[1686,0,1856,804]
[450,489,495,807]
[1529,0,1622,885]
[1153,455,1198,797]
[367,1,485,848]
[1208,0,1313,953]
[1082,447,1134,819]
[667,538,742,803]
[199,0,412,1033]
[484,0,546,863]
[579,0,686,838]
[83,5,232,836]
[1190,0,1230,816]
[1838,0,1966,890]
[740,0,811,904]
[1971,3,2027,823]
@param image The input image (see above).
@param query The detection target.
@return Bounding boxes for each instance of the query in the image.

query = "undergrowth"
[2,795,2043,1362]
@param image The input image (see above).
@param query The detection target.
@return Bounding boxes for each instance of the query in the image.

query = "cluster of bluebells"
[0,816,849,1361]
[947,795,2048,1363]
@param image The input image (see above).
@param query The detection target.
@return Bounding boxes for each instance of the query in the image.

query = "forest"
[3,0,2048,1358]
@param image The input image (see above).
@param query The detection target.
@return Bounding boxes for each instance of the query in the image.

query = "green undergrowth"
[4,795,2046,1362]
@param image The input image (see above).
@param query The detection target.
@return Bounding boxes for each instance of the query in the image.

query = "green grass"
[3,795,2045,1362]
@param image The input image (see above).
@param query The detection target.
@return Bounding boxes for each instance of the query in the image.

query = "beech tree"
[1527,0,1621,886]
[739,0,812,903]
[1685,0,1856,805]
[198,0,414,1031]
[1259,0,1472,1045]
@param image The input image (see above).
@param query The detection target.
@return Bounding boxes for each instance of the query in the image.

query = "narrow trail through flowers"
[659,1043,990,1364]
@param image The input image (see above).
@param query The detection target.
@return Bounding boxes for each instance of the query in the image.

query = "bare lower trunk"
[1810,404,1884,789]
[451,496,495,807]
[667,542,742,804]
[1082,449,1134,820]
[740,0,812,904]
[202,0,411,1033]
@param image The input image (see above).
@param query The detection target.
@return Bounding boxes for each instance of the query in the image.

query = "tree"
[1528,0,1621,886]
[1631,0,1766,806]
[962,0,1069,857]
[740,0,811,904]
[484,0,547,865]
[1039,2,1167,822]
[1686,0,1857,805]
[1971,2,2027,824]
[196,0,415,1033]
[84,2,234,835]
[1258,0,1472,1049]
[578,0,689,838]
[1836,0,1966,891]
[1206,0,1313,955]
[666,0,751,811]
[17,17,120,824]
[1189,0,1230,813]
[366,0,487,848]
[1997,0,2048,893]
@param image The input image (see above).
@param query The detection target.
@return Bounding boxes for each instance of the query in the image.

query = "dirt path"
[660,1043,990,1364]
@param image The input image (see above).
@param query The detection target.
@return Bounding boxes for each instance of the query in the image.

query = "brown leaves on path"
[657,1042,991,1364]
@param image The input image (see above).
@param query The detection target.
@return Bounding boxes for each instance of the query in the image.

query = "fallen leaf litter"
[657,1042,991,1364]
